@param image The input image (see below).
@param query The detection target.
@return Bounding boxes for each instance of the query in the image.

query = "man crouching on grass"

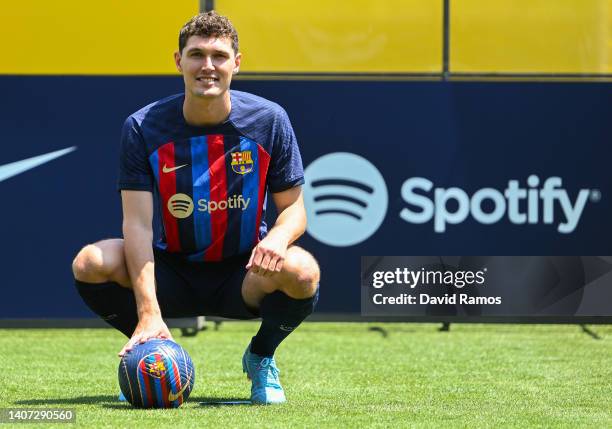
[71,11,320,405]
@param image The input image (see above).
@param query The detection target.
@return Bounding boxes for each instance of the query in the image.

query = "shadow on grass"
[15,395,252,409]
[102,403,146,410]
[101,397,252,410]
[194,397,252,407]
[14,395,116,406]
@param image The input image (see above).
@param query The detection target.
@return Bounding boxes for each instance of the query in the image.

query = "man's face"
[175,35,241,99]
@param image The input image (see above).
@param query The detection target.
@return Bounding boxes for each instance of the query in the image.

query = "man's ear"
[174,51,183,72]
[233,52,242,74]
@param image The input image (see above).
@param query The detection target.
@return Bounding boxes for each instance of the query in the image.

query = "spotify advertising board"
[0,77,611,320]
[279,80,612,321]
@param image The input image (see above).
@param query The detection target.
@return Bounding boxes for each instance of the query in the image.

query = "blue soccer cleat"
[118,391,127,402]
[242,344,286,405]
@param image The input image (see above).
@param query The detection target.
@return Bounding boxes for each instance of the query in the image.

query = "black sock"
[74,280,138,337]
[250,287,319,357]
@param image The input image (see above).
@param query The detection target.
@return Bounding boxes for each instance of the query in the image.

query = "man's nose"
[201,56,214,71]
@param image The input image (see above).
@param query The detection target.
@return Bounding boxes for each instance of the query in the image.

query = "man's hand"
[246,230,290,276]
[118,315,173,357]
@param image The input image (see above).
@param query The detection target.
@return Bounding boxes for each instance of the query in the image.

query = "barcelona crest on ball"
[231,150,254,175]
[118,339,195,408]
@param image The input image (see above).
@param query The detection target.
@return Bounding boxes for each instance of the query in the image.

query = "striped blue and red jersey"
[117,90,304,262]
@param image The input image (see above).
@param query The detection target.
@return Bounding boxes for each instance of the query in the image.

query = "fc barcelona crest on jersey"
[231,150,254,175]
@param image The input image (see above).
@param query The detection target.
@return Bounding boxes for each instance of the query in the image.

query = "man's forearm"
[123,224,160,319]
[267,200,306,245]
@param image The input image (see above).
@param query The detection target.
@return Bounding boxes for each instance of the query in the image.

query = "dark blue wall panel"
[1,76,610,317]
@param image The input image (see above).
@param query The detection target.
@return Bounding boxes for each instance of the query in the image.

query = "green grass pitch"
[1,323,611,428]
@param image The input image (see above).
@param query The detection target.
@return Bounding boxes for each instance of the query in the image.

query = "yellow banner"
[0,0,198,74]
[451,0,612,74]
[4,1,610,76]
[216,0,443,73]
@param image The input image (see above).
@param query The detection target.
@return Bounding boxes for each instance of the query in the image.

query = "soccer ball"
[118,338,195,408]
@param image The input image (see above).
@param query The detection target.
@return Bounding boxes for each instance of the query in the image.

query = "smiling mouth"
[196,77,218,83]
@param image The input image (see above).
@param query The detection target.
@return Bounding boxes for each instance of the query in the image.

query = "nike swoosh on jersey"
[168,379,190,402]
[0,146,77,183]
[162,164,188,173]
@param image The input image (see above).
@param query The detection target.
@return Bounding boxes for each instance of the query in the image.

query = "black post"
[442,0,450,80]
[201,0,215,12]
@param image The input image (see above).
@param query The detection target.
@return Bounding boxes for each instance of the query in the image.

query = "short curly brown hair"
[178,11,239,54]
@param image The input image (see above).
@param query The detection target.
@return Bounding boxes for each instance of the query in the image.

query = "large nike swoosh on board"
[0,147,77,183]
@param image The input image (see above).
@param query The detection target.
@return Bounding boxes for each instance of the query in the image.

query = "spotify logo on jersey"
[167,193,194,218]
[167,194,251,219]
[304,152,388,247]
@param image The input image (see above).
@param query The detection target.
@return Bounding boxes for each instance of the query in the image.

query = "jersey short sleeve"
[117,117,154,192]
[267,107,305,193]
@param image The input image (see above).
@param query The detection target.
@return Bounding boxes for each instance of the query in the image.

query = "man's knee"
[72,244,104,281]
[72,239,126,284]
[280,247,320,298]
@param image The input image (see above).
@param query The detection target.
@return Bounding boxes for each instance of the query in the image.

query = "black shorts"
[153,249,258,320]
